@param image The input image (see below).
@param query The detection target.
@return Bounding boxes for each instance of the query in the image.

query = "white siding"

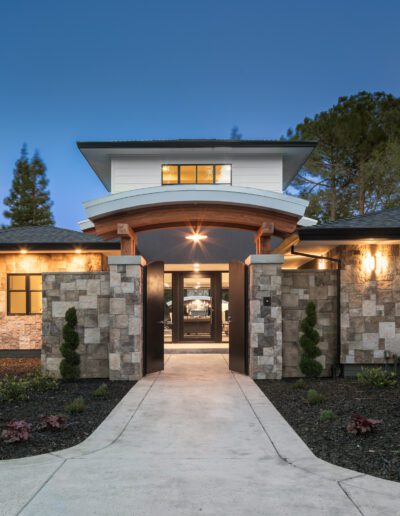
[111,154,283,194]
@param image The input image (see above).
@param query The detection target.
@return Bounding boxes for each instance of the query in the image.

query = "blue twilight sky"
[1,0,399,230]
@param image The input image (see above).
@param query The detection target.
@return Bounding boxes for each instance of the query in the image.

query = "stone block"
[110,297,126,315]
[84,327,101,344]
[379,321,395,338]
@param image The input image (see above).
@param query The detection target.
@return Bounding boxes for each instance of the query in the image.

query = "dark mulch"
[0,358,40,377]
[256,378,400,482]
[0,379,134,459]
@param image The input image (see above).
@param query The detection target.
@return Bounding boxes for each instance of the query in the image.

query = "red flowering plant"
[1,420,32,443]
[38,415,66,431]
[346,413,383,434]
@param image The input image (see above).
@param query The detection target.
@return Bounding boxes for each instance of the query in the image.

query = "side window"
[8,274,42,315]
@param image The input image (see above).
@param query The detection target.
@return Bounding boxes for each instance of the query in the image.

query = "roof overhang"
[0,242,120,252]
[299,227,400,240]
[77,140,317,191]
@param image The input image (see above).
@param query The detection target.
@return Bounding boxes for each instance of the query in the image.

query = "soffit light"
[75,248,82,254]
[20,249,28,254]
[185,233,208,243]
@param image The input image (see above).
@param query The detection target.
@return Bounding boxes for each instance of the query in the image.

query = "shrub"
[93,383,108,397]
[65,397,85,413]
[306,388,324,405]
[0,369,58,402]
[60,307,80,381]
[346,413,382,434]
[320,409,336,422]
[292,378,306,389]
[299,302,323,378]
[1,420,32,443]
[38,415,66,431]
[357,367,397,388]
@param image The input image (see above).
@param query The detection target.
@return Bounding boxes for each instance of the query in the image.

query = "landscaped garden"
[0,308,134,460]
[257,301,400,482]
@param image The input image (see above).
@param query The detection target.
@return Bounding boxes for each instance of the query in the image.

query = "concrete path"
[1,354,399,515]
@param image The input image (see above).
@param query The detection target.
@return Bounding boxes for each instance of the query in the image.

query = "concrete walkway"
[1,354,399,515]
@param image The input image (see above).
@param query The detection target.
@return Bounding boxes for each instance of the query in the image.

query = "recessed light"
[20,249,27,254]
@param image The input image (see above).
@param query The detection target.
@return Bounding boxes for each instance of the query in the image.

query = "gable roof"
[299,206,400,240]
[77,139,317,192]
[0,226,120,251]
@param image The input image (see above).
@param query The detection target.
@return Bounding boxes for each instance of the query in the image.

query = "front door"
[229,261,248,374]
[144,261,164,374]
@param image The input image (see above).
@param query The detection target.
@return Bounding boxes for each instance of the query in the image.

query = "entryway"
[144,261,248,375]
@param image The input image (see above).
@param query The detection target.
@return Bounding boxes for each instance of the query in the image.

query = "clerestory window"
[162,164,231,185]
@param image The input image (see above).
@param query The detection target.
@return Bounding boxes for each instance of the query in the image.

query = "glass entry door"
[183,275,213,341]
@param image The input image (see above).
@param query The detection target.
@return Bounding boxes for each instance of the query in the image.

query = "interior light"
[75,248,82,254]
[185,233,208,243]
[20,249,28,254]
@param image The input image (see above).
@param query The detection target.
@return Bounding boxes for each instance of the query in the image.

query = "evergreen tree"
[299,301,323,378]
[3,145,54,227]
[60,307,80,381]
[230,126,242,140]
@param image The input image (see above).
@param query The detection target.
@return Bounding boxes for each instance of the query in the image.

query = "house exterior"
[1,139,399,380]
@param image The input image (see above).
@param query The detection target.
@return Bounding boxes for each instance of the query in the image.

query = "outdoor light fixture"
[185,233,208,243]
[20,249,27,254]
[75,248,82,254]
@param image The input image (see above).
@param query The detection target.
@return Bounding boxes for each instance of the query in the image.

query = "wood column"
[117,223,136,255]
[255,222,274,254]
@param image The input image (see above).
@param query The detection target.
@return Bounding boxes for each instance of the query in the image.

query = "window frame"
[7,273,42,316]
[161,164,232,185]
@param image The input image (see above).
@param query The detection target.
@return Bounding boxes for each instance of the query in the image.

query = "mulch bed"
[0,378,134,460]
[256,378,400,482]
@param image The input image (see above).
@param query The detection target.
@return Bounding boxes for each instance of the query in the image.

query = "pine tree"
[299,301,323,378]
[3,145,54,227]
[60,307,80,381]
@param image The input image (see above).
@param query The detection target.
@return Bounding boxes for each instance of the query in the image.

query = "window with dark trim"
[162,164,231,185]
[7,274,42,315]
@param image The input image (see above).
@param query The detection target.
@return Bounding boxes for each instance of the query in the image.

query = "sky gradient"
[1,0,399,229]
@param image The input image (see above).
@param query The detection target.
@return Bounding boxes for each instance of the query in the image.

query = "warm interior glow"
[318,259,326,270]
[185,233,208,243]
[75,248,82,254]
[20,249,28,254]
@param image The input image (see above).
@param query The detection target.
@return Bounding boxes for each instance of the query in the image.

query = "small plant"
[65,396,85,413]
[38,415,66,431]
[1,420,32,443]
[306,388,324,405]
[93,383,108,397]
[299,301,323,378]
[357,367,397,388]
[320,409,336,422]
[60,307,80,381]
[346,413,382,434]
[0,376,29,401]
[292,378,306,389]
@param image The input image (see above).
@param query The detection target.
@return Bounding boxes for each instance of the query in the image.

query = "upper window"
[7,274,42,315]
[162,164,231,185]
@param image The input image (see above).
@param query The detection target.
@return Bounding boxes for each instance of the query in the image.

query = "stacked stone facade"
[0,253,104,350]
[247,256,283,379]
[339,244,400,365]
[281,270,337,377]
[42,272,110,378]
[41,257,144,381]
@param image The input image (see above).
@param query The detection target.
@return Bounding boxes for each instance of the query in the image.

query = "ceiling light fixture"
[20,249,28,254]
[185,233,208,243]
[75,248,82,254]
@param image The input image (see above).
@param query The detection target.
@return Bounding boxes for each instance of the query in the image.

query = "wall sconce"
[363,250,387,274]
[318,259,326,270]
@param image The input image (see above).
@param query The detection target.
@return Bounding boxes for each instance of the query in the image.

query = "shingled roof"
[299,206,400,240]
[0,226,120,251]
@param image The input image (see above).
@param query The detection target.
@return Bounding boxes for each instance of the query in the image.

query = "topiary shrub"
[59,307,80,381]
[299,301,323,378]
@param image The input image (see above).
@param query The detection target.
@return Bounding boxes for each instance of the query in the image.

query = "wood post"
[255,222,274,254]
[117,224,136,255]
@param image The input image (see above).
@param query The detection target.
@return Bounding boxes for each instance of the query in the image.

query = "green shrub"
[0,369,58,402]
[357,367,397,388]
[93,383,108,397]
[292,378,306,389]
[60,307,80,381]
[306,388,324,405]
[65,397,85,413]
[320,409,336,422]
[299,302,323,378]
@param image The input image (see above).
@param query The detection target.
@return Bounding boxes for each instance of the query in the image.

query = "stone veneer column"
[108,256,146,381]
[245,254,284,380]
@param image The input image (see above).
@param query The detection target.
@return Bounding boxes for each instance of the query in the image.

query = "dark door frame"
[171,271,223,343]
[144,261,165,374]
[228,261,248,374]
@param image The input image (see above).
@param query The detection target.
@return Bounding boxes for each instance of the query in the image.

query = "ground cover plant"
[256,375,400,482]
[0,359,134,460]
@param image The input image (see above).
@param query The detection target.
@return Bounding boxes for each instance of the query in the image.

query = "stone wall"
[339,244,400,365]
[281,270,338,377]
[247,256,283,379]
[42,272,110,378]
[0,253,104,350]
[41,257,145,381]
